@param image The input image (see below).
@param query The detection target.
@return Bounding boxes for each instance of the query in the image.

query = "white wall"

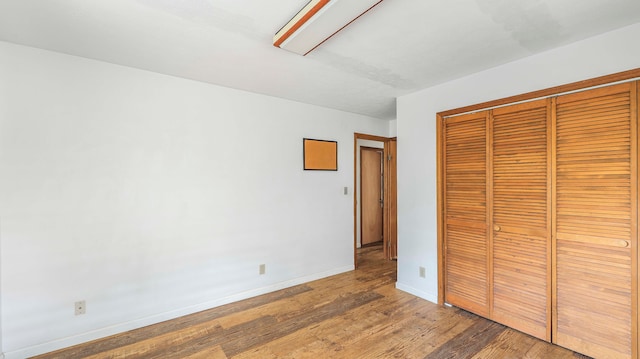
[388,120,397,138]
[395,22,640,303]
[0,41,390,358]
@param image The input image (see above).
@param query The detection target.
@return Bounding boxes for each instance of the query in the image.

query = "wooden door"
[553,83,637,359]
[361,147,383,246]
[385,138,398,259]
[490,100,552,341]
[443,111,490,316]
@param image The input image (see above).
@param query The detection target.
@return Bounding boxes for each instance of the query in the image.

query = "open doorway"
[361,146,384,247]
[353,133,397,268]
[359,144,384,248]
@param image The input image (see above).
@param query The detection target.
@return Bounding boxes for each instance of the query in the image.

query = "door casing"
[353,133,398,267]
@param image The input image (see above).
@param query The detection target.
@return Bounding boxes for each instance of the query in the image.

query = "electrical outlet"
[259,264,266,275]
[75,300,86,315]
[419,266,426,278]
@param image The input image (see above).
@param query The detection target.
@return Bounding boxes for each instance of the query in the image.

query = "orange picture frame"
[303,138,338,171]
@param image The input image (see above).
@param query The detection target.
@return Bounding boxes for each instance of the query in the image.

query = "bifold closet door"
[443,112,489,316]
[490,99,551,341]
[554,82,637,359]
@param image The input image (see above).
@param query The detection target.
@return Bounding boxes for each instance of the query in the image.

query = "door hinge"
[388,155,392,161]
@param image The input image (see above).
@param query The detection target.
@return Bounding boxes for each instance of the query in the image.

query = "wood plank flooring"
[34,245,589,358]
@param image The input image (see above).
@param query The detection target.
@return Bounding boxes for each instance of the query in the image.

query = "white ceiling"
[1,0,640,120]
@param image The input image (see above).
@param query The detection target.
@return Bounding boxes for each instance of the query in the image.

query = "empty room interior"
[2,1,640,358]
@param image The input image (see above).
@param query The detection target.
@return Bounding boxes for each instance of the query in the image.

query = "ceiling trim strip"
[273,0,331,48]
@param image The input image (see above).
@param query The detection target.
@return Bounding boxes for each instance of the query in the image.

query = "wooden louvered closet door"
[442,80,639,358]
[490,99,551,341]
[443,112,490,316]
[553,83,637,359]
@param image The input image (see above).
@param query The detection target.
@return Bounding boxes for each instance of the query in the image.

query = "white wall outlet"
[75,300,86,315]
[259,264,266,275]
[419,266,426,278]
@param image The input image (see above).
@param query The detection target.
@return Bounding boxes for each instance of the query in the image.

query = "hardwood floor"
[34,245,589,358]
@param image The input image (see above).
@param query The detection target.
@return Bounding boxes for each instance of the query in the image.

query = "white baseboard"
[4,265,354,359]
[395,282,438,304]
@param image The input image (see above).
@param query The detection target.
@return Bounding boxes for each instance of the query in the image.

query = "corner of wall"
[388,119,397,138]
[395,282,438,304]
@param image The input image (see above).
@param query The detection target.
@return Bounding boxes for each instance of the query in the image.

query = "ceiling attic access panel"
[273,0,385,55]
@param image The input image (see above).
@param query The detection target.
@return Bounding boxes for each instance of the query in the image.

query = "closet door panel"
[554,83,636,359]
[444,112,489,316]
[491,100,551,341]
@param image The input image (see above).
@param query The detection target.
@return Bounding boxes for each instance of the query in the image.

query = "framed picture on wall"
[303,138,338,171]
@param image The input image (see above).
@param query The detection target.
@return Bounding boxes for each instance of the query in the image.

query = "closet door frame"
[637,81,640,359]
